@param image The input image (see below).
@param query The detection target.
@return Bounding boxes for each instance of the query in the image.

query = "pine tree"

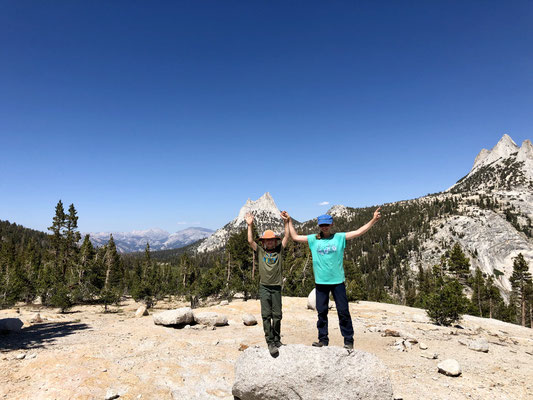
[48,200,66,277]
[101,235,123,311]
[510,253,532,326]
[447,243,470,282]
[471,267,486,317]
[64,204,81,281]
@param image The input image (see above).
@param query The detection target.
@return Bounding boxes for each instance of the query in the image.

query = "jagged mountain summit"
[197,192,285,253]
[88,227,214,253]
[450,134,533,193]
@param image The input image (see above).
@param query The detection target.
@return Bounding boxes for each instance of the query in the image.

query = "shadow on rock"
[0,321,91,351]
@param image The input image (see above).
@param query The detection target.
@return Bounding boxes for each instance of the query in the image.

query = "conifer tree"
[510,253,532,326]
[447,243,470,282]
[48,200,66,276]
[101,235,123,311]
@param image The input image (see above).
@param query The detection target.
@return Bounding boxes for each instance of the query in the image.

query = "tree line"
[0,199,532,329]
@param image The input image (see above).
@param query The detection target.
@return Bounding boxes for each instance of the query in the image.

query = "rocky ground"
[1,297,532,400]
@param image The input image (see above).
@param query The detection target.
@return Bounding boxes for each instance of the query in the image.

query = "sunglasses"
[319,224,331,228]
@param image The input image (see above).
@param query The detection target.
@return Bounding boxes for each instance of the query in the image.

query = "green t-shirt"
[257,243,283,286]
[307,232,346,284]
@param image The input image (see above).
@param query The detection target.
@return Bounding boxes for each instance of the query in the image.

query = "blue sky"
[1,1,532,233]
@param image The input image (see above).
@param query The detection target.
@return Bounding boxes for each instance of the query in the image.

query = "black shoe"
[343,341,354,350]
[268,343,279,357]
[274,341,284,348]
[312,341,328,347]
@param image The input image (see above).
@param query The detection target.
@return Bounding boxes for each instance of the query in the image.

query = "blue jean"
[315,282,354,345]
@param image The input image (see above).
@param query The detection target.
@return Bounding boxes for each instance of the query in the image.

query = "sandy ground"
[1,297,533,400]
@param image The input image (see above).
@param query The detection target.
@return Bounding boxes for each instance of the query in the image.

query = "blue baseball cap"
[317,214,333,225]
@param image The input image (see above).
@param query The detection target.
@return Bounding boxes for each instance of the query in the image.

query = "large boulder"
[307,288,316,310]
[232,344,394,400]
[153,307,193,326]
[194,312,228,327]
[0,318,24,333]
[307,289,333,311]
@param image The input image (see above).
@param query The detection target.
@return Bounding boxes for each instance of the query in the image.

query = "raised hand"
[245,212,254,226]
[373,207,382,221]
[280,211,290,221]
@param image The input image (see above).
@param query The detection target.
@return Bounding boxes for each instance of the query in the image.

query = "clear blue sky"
[1,1,532,233]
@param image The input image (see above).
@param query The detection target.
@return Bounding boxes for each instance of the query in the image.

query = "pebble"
[419,343,428,350]
[16,354,26,360]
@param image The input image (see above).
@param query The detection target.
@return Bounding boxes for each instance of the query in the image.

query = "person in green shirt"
[282,208,381,350]
[246,212,290,357]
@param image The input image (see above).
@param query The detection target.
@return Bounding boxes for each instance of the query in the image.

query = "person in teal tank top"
[282,208,381,349]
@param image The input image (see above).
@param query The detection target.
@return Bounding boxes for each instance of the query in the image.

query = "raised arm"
[281,213,290,248]
[245,213,258,251]
[281,211,308,243]
[345,207,381,240]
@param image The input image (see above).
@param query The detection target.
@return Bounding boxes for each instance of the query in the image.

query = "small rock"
[219,300,229,306]
[27,353,37,359]
[102,369,107,372]
[135,306,148,318]
[469,338,489,353]
[403,340,412,350]
[420,352,438,360]
[242,314,257,326]
[458,339,469,346]
[105,389,120,400]
[419,343,428,350]
[184,325,191,329]
[16,353,26,360]
[239,343,249,351]
[30,313,43,323]
[438,359,461,377]
[383,329,401,337]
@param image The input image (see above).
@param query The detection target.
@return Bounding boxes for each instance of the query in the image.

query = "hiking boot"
[312,341,328,347]
[274,341,284,348]
[343,341,354,350]
[268,343,279,357]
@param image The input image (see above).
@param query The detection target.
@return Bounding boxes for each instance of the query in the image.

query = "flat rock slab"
[152,307,193,326]
[232,344,394,400]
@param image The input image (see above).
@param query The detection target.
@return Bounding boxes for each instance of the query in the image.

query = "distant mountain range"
[87,227,214,253]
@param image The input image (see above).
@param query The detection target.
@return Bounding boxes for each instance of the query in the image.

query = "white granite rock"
[152,307,193,326]
[438,359,462,377]
[194,312,228,327]
[232,344,394,400]
[242,314,257,326]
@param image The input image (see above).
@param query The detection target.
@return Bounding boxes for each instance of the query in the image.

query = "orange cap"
[259,230,280,240]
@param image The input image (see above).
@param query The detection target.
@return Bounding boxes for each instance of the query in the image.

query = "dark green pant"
[259,284,282,345]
